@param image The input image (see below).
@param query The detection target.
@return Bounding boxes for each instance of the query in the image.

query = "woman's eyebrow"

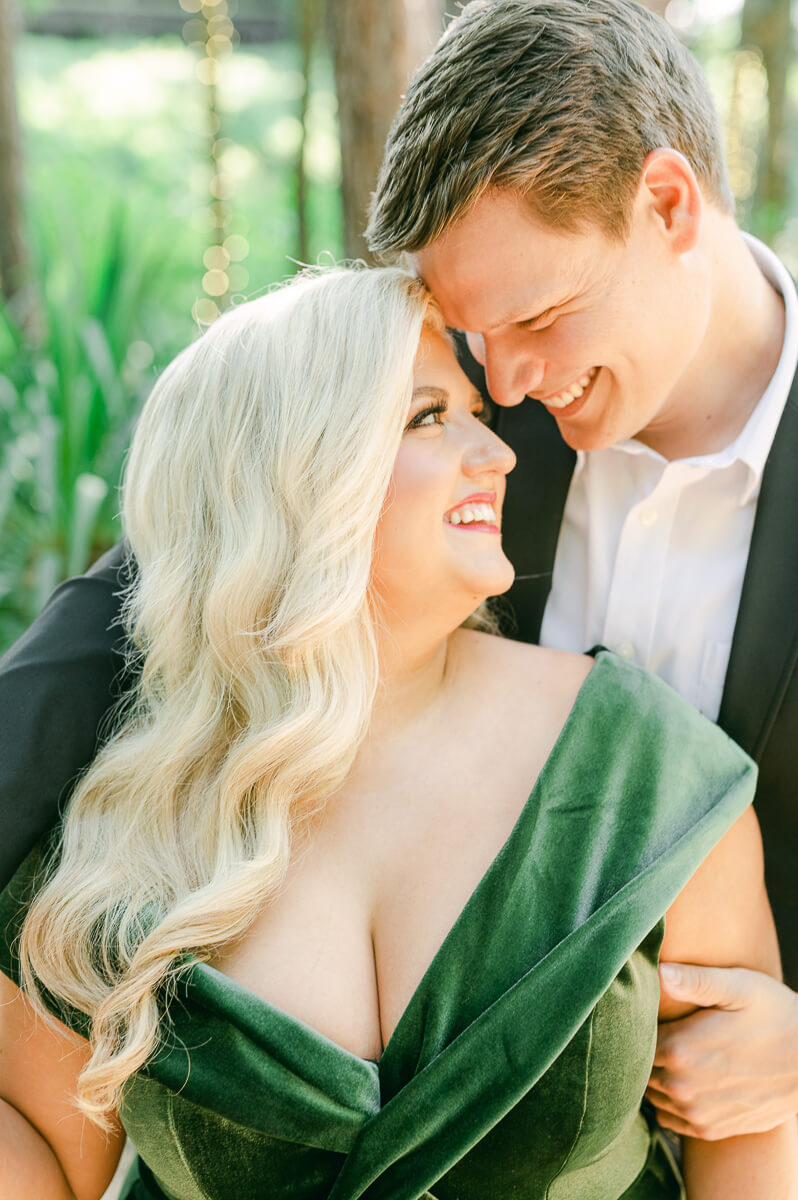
[411,385,448,401]
[411,386,484,407]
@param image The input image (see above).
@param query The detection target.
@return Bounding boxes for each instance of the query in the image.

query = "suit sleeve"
[0,541,136,888]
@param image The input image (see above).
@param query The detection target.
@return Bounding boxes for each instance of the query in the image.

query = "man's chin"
[552,417,611,453]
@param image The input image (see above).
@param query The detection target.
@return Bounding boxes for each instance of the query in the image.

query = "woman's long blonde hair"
[19,265,498,1125]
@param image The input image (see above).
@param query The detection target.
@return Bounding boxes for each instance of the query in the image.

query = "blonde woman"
[0,266,793,1200]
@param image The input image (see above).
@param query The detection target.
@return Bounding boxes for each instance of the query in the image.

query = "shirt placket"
[601,465,705,668]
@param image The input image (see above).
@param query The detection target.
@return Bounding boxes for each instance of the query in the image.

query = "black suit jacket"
[1,351,796,982]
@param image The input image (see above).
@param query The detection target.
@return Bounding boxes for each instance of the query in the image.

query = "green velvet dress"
[0,653,757,1200]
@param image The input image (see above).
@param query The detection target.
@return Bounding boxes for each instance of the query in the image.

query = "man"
[366,0,798,1143]
[0,0,794,1150]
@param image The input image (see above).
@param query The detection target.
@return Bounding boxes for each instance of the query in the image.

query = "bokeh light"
[192,298,219,324]
[203,245,230,270]
[223,234,249,262]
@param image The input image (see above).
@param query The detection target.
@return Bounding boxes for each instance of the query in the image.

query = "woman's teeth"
[445,502,497,526]
[544,366,598,410]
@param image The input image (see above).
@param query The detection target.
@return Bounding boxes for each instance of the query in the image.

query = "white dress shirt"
[539,234,798,720]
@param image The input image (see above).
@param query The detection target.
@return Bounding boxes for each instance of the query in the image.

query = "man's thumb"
[659,961,747,1009]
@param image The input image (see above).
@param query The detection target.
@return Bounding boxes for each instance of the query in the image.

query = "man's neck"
[639,222,786,462]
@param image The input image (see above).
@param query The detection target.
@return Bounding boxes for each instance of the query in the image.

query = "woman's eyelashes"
[406,400,448,430]
[405,398,493,432]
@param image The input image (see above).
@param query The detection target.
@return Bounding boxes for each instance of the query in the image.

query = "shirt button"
[617,642,635,660]
[640,508,658,527]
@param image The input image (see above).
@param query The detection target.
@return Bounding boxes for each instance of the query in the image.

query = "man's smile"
[534,366,600,411]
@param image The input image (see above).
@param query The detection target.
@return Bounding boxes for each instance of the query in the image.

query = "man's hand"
[646,962,798,1140]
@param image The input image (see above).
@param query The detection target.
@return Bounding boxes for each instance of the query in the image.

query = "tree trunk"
[404,0,446,75]
[740,0,791,232]
[329,0,409,260]
[0,0,29,307]
[296,0,317,264]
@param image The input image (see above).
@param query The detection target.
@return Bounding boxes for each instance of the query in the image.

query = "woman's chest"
[209,757,544,1062]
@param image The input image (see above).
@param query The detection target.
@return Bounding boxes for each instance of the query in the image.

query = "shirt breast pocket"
[698,640,732,722]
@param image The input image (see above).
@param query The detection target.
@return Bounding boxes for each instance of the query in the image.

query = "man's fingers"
[653,1018,694,1067]
[644,1086,682,1117]
[645,1069,671,1094]
[659,962,749,1010]
[652,1107,720,1140]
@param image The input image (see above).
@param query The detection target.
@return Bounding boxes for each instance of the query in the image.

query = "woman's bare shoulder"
[450,629,593,728]
[452,628,592,687]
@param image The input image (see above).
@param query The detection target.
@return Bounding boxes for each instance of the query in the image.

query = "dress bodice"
[0,653,757,1200]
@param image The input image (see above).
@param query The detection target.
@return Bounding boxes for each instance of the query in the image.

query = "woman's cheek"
[391,441,449,523]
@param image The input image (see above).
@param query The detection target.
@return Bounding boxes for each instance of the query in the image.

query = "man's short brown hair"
[367,0,734,256]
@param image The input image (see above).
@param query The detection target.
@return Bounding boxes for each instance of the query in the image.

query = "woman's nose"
[463,426,517,476]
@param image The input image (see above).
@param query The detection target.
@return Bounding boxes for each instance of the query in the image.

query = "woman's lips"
[443,495,501,533]
[445,521,500,533]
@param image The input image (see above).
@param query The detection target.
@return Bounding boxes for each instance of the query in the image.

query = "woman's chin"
[457,557,516,601]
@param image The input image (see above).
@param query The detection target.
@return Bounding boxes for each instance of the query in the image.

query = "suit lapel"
[718,363,798,759]
[495,400,576,642]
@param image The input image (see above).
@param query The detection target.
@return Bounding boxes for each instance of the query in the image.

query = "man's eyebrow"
[498,301,560,326]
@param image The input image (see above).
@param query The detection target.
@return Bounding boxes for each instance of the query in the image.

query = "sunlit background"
[0,0,796,661]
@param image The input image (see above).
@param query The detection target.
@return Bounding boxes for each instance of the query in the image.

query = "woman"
[0,266,793,1200]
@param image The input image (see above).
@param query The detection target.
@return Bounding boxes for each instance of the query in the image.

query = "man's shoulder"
[0,540,133,673]
[0,541,137,889]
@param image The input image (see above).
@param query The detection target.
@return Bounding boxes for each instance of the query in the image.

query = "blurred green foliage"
[0,34,342,651]
[0,198,169,646]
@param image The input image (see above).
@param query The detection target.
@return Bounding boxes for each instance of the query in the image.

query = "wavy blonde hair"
[19,265,496,1126]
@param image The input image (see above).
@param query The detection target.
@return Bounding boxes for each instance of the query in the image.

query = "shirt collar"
[574,232,798,500]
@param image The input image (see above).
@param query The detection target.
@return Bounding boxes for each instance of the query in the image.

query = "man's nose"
[483,334,546,408]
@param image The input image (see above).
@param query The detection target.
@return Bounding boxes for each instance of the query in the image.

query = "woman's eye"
[406,403,447,431]
[474,400,494,425]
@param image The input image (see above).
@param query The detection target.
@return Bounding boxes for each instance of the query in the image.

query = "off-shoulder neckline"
[189,651,611,1071]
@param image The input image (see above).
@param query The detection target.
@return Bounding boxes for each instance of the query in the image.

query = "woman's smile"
[444,491,500,532]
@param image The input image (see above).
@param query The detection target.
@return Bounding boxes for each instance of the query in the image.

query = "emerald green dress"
[0,653,757,1200]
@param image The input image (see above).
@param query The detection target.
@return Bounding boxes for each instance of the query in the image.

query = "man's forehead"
[414,242,595,333]
[412,190,612,329]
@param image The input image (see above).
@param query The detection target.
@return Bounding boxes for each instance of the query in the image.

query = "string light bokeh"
[179,0,251,324]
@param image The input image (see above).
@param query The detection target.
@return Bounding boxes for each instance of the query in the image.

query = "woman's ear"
[638,147,703,255]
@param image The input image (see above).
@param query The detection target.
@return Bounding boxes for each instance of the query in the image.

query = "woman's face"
[373,329,517,631]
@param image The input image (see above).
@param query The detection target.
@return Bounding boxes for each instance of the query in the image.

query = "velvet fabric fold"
[0,653,757,1199]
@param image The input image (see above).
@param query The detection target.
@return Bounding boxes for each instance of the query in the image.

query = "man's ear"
[638,148,703,254]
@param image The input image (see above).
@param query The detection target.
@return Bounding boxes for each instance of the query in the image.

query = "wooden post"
[0,0,30,308]
[329,0,409,261]
[741,0,791,233]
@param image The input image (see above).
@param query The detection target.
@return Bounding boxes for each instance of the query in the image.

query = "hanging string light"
[179,0,248,325]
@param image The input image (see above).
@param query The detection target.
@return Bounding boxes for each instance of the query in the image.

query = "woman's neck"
[370,631,452,744]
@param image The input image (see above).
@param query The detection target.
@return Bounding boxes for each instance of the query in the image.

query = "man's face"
[414,188,710,453]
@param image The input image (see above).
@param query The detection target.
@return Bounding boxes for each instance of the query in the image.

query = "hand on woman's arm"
[653,805,798,1198]
[650,963,798,1137]
[0,971,124,1200]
